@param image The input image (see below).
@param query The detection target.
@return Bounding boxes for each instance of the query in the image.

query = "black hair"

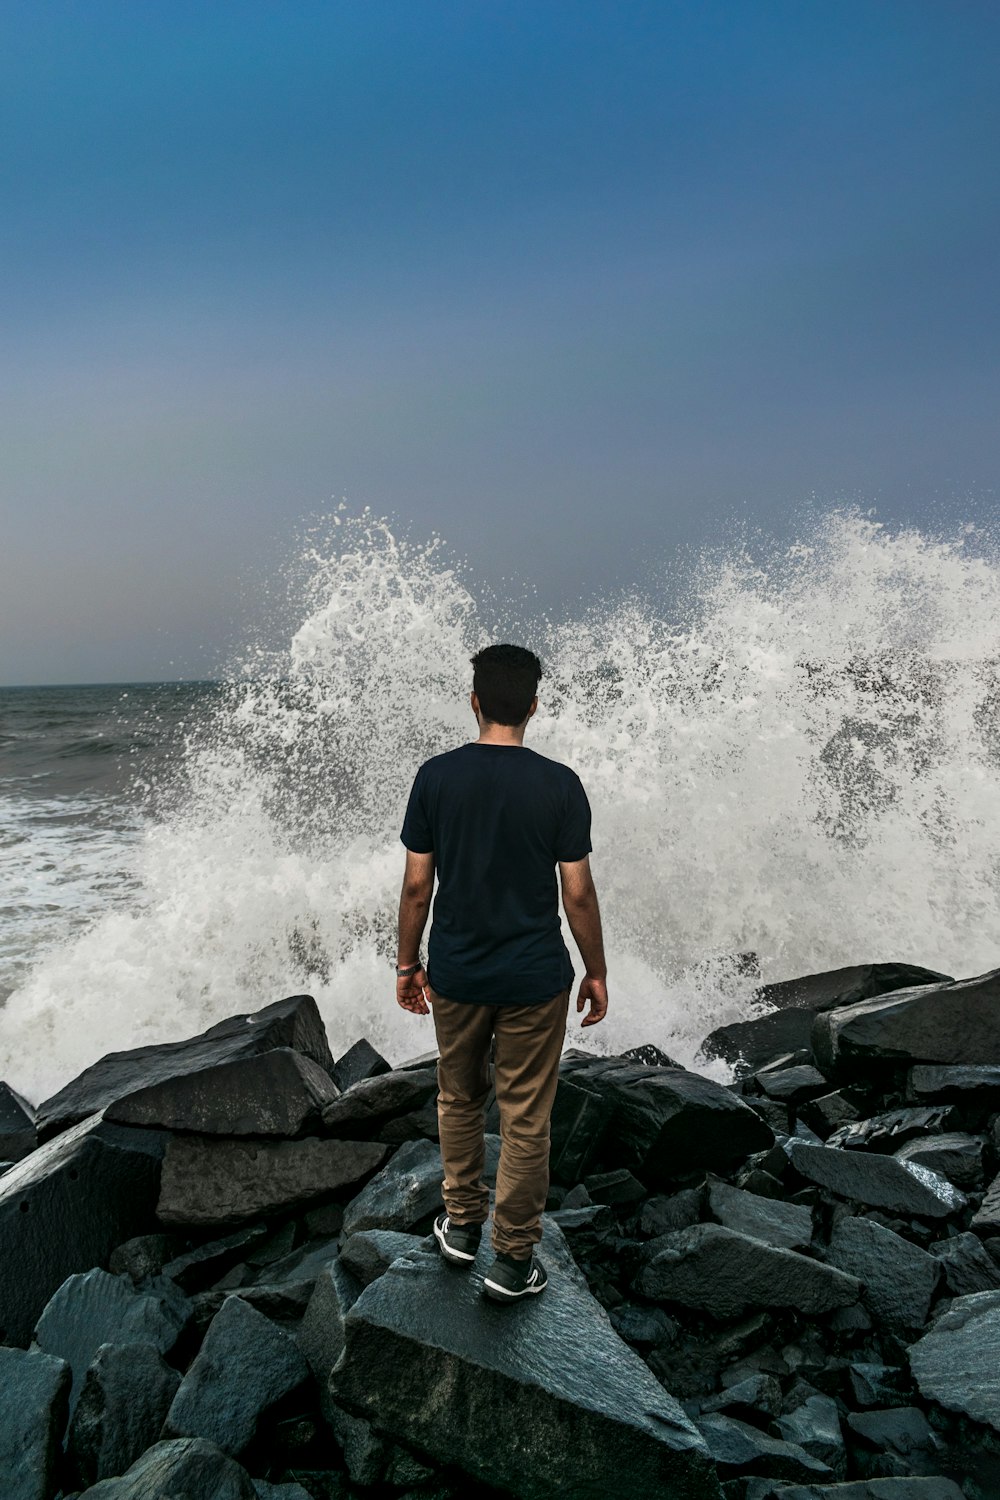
[471,643,542,726]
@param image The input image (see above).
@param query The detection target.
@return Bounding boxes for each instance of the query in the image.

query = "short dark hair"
[471,644,542,726]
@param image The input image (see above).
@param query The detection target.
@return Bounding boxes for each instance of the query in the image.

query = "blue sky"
[2,1,998,684]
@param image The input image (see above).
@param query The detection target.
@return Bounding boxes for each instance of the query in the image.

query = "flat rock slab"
[908,1288,1000,1431]
[105,1048,338,1136]
[706,1176,813,1251]
[755,1065,831,1104]
[79,1436,258,1499]
[68,1340,180,1487]
[0,1115,164,1347]
[0,1081,37,1162]
[813,968,1000,1078]
[0,1345,70,1500]
[332,1219,721,1500]
[165,1295,310,1455]
[320,1068,437,1134]
[823,1216,940,1330]
[158,1135,388,1227]
[38,993,334,1141]
[894,1133,985,1190]
[634,1223,860,1319]
[907,1064,1000,1104]
[786,1141,966,1219]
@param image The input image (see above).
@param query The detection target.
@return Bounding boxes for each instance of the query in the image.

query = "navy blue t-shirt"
[400,743,593,1005]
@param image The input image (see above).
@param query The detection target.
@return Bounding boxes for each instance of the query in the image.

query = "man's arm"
[559,855,608,1027]
[396,848,435,1016]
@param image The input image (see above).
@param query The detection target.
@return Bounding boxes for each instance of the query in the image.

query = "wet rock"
[0,1345,70,1500]
[0,1115,164,1347]
[158,1135,388,1227]
[548,1075,614,1182]
[827,1107,957,1154]
[706,1176,813,1251]
[319,1068,437,1135]
[165,1294,310,1455]
[774,1392,847,1476]
[695,1412,833,1482]
[340,1136,498,1238]
[331,1038,391,1092]
[756,964,953,1016]
[700,1011,818,1075]
[906,1063,1000,1105]
[108,1234,179,1285]
[813,968,1000,1079]
[0,1081,37,1162]
[908,1288,1000,1430]
[798,1091,862,1139]
[754,1064,831,1105]
[68,1341,180,1486]
[634,1223,860,1318]
[785,1141,966,1219]
[331,1218,720,1499]
[339,1230,427,1287]
[893,1133,985,1190]
[161,1225,272,1292]
[700,1374,783,1422]
[37,994,335,1141]
[822,1216,941,1330]
[624,1042,687,1067]
[930,1231,1000,1295]
[34,1267,191,1413]
[79,1436,258,1499]
[106,1049,338,1136]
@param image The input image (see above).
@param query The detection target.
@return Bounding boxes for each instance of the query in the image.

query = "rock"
[813,968,1000,1079]
[755,1482,964,1498]
[700,1010,818,1075]
[68,1341,180,1486]
[331,1038,391,1092]
[634,1224,860,1319]
[785,1141,966,1219]
[906,1063,1000,1104]
[623,1043,687,1068]
[161,1225,272,1292]
[930,1231,1000,1295]
[37,995,334,1142]
[608,1302,678,1348]
[827,1107,956,1154]
[583,1167,646,1205]
[340,1137,499,1238]
[157,1135,388,1227]
[297,1257,363,1418]
[339,1230,427,1287]
[252,1483,313,1500]
[701,1374,783,1422]
[0,1345,70,1500]
[798,1091,862,1139]
[331,1219,720,1499]
[845,1407,940,1476]
[893,1134,985,1190]
[774,1392,847,1476]
[559,1183,593,1210]
[639,1187,704,1237]
[822,1217,940,1330]
[34,1267,191,1413]
[0,1081,37,1162]
[695,1412,833,1482]
[757,964,953,1016]
[105,1049,338,1136]
[376,1100,440,1145]
[165,1295,310,1455]
[847,1364,914,1410]
[971,1171,1000,1234]
[706,1177,813,1251]
[0,1115,164,1347]
[908,1288,1000,1430]
[548,1075,614,1182]
[109,1234,178,1284]
[754,1065,831,1104]
[78,1436,258,1499]
[319,1068,437,1135]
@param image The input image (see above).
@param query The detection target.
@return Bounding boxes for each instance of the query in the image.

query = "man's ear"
[527,696,538,719]
[471,691,480,717]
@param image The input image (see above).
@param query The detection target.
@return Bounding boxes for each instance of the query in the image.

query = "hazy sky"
[2,1,998,685]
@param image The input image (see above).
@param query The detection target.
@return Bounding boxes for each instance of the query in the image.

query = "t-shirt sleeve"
[555,773,593,862]
[400,767,434,853]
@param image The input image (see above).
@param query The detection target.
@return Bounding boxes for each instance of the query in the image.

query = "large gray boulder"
[908,1288,1000,1431]
[68,1340,180,1486]
[105,1048,338,1135]
[37,993,334,1141]
[813,969,1000,1079]
[319,1067,437,1135]
[0,1116,164,1346]
[785,1141,966,1219]
[340,1136,499,1238]
[930,1231,1000,1296]
[634,1223,860,1319]
[0,1081,37,1162]
[297,1255,363,1421]
[548,1073,614,1182]
[157,1134,388,1227]
[906,1064,1000,1105]
[0,1345,70,1500]
[78,1436,257,1499]
[893,1133,985,1191]
[331,1219,721,1499]
[822,1216,941,1330]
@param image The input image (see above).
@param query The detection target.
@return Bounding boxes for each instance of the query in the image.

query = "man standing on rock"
[395,643,608,1301]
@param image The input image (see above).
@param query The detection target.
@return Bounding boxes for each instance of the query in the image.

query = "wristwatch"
[395,962,423,978]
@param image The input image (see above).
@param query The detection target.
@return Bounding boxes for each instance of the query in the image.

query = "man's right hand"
[576,975,608,1027]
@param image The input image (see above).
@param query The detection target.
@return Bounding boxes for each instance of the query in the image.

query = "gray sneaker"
[483,1251,548,1301]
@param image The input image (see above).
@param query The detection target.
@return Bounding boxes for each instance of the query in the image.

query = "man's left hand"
[396,967,430,1015]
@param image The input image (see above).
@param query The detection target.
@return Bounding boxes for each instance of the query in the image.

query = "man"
[396,643,608,1301]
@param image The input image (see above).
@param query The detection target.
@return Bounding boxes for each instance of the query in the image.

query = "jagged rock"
[79,1436,258,1498]
[252,1482,313,1500]
[37,995,334,1141]
[785,1141,966,1218]
[331,1219,720,1499]
[908,1289,1000,1430]
[700,1010,818,1075]
[828,1303,873,1334]
[736,1167,787,1201]
[302,1202,344,1237]
[639,1187,704,1237]
[649,1312,777,1402]
[331,1038,391,1092]
[813,969,1000,1079]
[701,1374,783,1422]
[319,1068,437,1135]
[0,1345,70,1500]
[756,964,953,1015]
[798,1091,862,1139]
[68,1341,180,1486]
[893,1134,985,1190]
[774,1393,847,1476]
[822,1216,940,1329]
[750,1482,965,1499]
[165,1295,310,1455]
[326,1402,436,1489]
[340,1137,499,1238]
[583,1167,646,1204]
[634,1223,860,1318]
[246,1222,298,1267]
[339,1230,427,1287]
[971,1171,1000,1234]
[377,1100,440,1144]
[157,1135,388,1227]
[0,1115,164,1347]
[745,1096,792,1135]
[754,1065,831,1104]
[34,1267,191,1413]
[847,1364,914,1410]
[0,1081,37,1162]
[297,1257,362,1420]
[609,1302,678,1347]
[108,1235,179,1284]
[705,1176,813,1251]
[161,1225,272,1292]
[695,1412,833,1482]
[559,1183,593,1210]
[845,1407,939,1469]
[623,1042,686,1067]
[548,1075,614,1182]
[906,1063,1000,1105]
[560,1055,773,1186]
[827,1107,956,1154]
[105,1049,338,1136]
[930,1231,1000,1295]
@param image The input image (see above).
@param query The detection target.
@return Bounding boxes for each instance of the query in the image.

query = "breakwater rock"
[2,971,1000,1496]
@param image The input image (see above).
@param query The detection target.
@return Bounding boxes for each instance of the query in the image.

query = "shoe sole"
[482,1273,547,1301]
[433,1219,477,1265]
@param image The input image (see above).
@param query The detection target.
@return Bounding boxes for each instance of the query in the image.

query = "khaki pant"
[429,986,570,1259]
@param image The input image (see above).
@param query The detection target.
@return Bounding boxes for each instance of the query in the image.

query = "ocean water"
[2,508,1000,1106]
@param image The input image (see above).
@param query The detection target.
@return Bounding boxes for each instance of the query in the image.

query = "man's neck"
[475,720,527,747]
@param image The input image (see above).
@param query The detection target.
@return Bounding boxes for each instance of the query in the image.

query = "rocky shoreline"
[3,964,1000,1498]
